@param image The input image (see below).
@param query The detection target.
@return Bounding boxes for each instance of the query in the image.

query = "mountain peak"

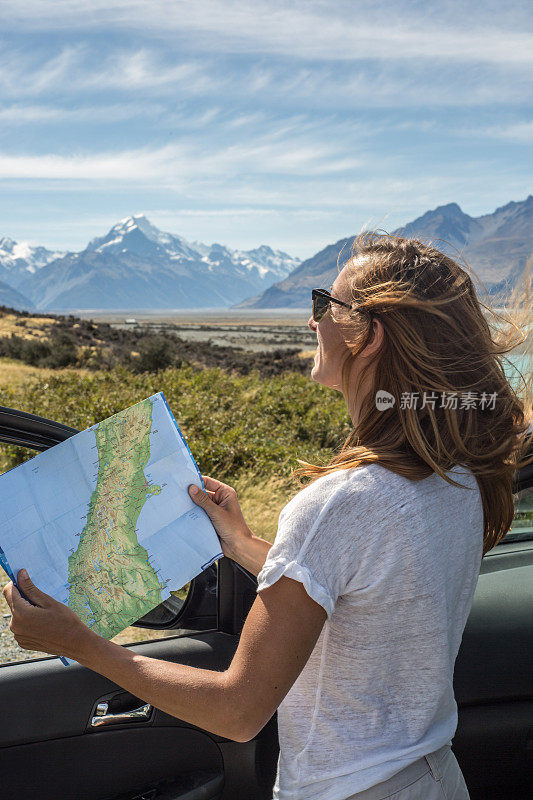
[87,214,170,255]
[393,200,477,249]
[245,196,531,309]
[109,214,160,241]
[433,202,464,215]
[0,237,65,282]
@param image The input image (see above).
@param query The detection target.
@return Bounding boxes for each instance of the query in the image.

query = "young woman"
[5,234,532,800]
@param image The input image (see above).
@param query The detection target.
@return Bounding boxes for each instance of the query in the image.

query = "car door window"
[507,485,533,542]
[0,569,191,665]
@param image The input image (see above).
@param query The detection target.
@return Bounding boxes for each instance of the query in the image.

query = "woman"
[4,234,532,800]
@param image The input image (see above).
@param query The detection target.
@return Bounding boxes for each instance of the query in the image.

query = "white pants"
[345,743,470,800]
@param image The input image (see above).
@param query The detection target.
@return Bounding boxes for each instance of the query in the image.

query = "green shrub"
[0,365,351,484]
[0,335,52,365]
[41,331,78,368]
[0,332,78,368]
[128,335,177,373]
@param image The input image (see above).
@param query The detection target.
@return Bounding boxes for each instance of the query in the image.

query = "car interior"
[0,405,531,800]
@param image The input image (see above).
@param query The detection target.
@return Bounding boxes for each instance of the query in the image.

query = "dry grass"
[0,313,58,341]
[0,357,91,389]
[233,473,297,543]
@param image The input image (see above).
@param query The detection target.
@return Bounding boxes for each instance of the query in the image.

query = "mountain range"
[0,215,299,311]
[237,196,533,309]
[1,197,531,312]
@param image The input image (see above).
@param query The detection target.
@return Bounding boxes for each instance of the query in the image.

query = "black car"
[0,405,532,800]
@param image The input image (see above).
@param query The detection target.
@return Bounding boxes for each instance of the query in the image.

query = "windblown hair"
[294,233,533,556]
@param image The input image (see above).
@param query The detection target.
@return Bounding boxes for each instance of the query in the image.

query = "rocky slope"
[0,280,34,310]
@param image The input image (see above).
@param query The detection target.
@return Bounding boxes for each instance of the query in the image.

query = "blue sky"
[1,0,532,258]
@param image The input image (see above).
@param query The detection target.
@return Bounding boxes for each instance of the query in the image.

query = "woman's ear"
[359,317,384,359]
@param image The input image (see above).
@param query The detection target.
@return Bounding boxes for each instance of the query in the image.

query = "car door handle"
[91,701,152,727]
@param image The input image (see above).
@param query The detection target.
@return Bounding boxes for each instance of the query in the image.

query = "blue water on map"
[0,428,99,606]
[135,394,221,593]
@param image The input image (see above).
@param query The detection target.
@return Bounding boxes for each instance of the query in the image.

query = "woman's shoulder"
[282,461,479,521]
[282,463,387,521]
[291,462,398,497]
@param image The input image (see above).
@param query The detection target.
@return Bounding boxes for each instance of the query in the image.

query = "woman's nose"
[308,315,317,332]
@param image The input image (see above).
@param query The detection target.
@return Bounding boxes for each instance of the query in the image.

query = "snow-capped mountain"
[238,196,533,309]
[87,214,201,263]
[7,215,299,311]
[0,237,65,290]
[4,198,530,313]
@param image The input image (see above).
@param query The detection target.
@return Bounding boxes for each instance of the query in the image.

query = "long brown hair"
[294,233,533,556]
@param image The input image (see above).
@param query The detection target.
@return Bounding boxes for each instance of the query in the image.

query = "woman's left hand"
[3,569,91,659]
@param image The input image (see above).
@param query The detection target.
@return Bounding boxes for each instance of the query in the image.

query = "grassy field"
[0,358,92,388]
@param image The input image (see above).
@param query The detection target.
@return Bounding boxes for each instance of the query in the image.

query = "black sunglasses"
[311,288,352,322]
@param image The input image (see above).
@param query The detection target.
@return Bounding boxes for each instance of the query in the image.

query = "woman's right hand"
[188,476,253,561]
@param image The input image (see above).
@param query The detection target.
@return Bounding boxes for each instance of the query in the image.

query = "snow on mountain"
[198,241,299,281]
[0,237,65,290]
[87,214,201,263]
[189,239,211,257]
[233,244,300,280]
[87,216,299,279]
[13,215,300,311]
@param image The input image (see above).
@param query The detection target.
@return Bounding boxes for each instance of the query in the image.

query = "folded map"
[0,392,223,663]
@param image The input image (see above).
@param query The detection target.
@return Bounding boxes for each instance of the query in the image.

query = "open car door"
[452,438,533,800]
[0,406,278,800]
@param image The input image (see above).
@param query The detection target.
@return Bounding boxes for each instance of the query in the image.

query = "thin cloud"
[244,65,531,108]
[0,149,173,181]
[0,43,529,110]
[80,50,218,93]
[0,45,85,95]
[467,121,533,144]
[0,134,363,182]
[1,1,531,256]
[4,1,533,66]
[0,46,220,98]
[0,102,166,123]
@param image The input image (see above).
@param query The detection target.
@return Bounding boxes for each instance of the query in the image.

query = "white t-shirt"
[256,462,484,800]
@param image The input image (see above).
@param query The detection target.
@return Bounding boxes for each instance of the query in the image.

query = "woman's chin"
[311,359,337,390]
[310,358,323,384]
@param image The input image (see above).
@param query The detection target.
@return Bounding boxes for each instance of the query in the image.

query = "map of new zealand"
[0,393,223,651]
[67,398,165,638]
